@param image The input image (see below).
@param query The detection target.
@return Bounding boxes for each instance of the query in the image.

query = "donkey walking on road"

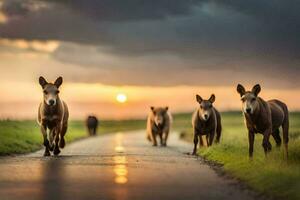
[38,76,69,156]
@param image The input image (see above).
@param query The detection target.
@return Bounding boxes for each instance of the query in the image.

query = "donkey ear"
[196,94,203,103]
[150,106,155,111]
[209,94,215,103]
[54,77,63,88]
[165,106,169,111]
[236,84,246,97]
[252,84,261,96]
[39,76,48,88]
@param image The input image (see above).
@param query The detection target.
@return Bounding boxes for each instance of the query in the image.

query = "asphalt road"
[0,131,259,200]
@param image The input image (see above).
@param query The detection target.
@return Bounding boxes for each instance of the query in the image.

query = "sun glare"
[116,93,127,103]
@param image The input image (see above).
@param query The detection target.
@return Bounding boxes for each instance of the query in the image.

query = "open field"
[174,112,300,200]
[0,119,145,155]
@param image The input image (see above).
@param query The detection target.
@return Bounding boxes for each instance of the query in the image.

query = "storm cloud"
[0,0,299,88]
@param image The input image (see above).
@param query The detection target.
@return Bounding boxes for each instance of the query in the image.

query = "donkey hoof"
[43,140,50,147]
[267,143,272,152]
[44,151,51,157]
[49,145,54,152]
[53,148,61,156]
[59,138,65,148]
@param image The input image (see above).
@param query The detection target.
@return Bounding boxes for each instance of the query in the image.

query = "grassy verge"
[174,111,300,200]
[0,119,145,155]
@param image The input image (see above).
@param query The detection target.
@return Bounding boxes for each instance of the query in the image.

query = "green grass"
[2,112,300,199]
[174,111,300,200]
[0,119,145,155]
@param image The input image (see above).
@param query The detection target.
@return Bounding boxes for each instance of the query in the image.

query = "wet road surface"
[0,131,258,200]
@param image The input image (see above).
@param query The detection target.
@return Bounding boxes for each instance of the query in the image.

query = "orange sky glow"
[0,81,299,120]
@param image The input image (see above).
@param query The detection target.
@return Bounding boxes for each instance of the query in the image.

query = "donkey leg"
[59,123,67,148]
[48,129,55,151]
[159,133,163,146]
[162,129,169,146]
[272,129,282,147]
[89,128,93,136]
[53,128,61,156]
[282,118,289,159]
[199,136,204,147]
[208,131,215,146]
[215,123,222,143]
[41,125,50,156]
[248,131,255,159]
[262,128,272,156]
[192,134,198,155]
[151,131,157,146]
[206,135,209,146]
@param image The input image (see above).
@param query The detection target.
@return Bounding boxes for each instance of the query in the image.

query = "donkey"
[86,116,99,136]
[38,76,69,156]
[146,107,172,146]
[192,94,222,155]
[236,84,289,159]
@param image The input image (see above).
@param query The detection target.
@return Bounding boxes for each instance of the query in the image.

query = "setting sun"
[116,93,127,103]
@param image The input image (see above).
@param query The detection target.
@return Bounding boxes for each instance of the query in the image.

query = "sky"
[0,0,299,119]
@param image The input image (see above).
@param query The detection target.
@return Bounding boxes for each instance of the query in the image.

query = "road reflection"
[41,158,64,200]
[113,133,128,185]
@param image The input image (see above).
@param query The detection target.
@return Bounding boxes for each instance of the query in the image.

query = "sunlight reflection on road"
[113,133,128,184]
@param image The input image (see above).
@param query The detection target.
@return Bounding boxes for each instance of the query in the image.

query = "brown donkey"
[38,76,69,156]
[236,84,289,159]
[146,107,172,147]
[192,94,222,155]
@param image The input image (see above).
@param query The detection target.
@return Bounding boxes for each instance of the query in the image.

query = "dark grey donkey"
[86,116,99,136]
[192,94,222,155]
[237,84,289,159]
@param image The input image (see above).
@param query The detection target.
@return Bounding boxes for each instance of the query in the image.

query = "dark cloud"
[1,0,29,16]
[1,0,300,56]
[0,0,299,88]
[47,0,203,22]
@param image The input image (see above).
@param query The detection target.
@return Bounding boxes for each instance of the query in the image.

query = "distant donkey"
[192,94,222,155]
[86,116,99,136]
[38,76,69,156]
[236,84,289,159]
[147,107,172,146]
